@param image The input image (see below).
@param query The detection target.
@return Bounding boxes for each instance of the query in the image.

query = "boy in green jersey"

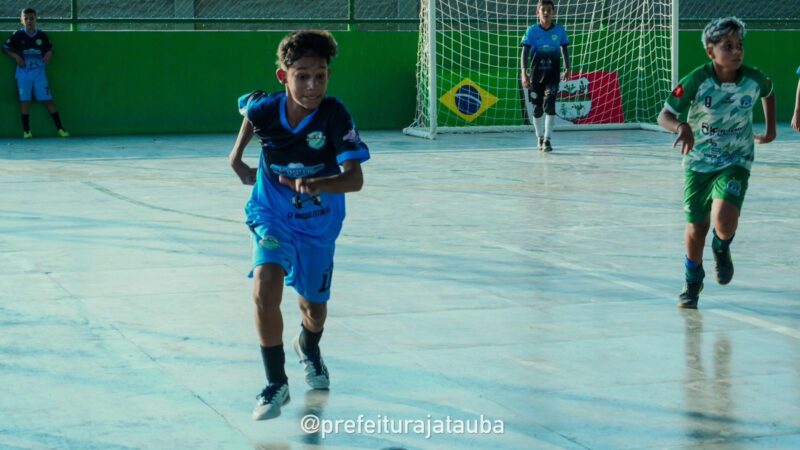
[657,17,776,309]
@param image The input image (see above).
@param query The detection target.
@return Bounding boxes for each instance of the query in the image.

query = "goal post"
[404,0,678,139]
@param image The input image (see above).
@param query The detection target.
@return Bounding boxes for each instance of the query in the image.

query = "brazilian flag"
[439,79,498,123]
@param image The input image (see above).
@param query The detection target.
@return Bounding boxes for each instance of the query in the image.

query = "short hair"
[537,0,555,9]
[277,30,338,68]
[702,17,746,48]
[21,8,36,16]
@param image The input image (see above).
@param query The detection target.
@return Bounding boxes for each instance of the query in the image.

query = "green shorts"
[683,165,750,223]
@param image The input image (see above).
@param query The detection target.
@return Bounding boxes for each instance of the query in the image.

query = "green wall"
[0,31,419,137]
[0,29,797,137]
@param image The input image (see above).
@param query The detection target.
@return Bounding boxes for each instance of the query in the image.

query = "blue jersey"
[520,23,569,82]
[4,28,52,80]
[238,91,370,245]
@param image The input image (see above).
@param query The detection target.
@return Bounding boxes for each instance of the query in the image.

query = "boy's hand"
[43,54,51,64]
[521,74,530,89]
[754,130,776,144]
[279,176,320,195]
[673,123,694,154]
[562,68,572,80]
[242,168,257,185]
[792,111,800,132]
[14,56,24,67]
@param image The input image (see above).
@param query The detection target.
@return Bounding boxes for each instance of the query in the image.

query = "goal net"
[404,0,677,138]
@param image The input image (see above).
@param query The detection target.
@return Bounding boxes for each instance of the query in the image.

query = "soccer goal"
[404,0,678,138]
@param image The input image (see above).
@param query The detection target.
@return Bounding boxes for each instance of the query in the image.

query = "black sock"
[712,229,734,252]
[260,344,287,385]
[299,323,323,357]
[21,114,30,132]
[50,112,64,130]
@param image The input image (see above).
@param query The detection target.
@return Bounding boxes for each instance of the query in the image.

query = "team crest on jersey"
[343,128,362,145]
[306,131,326,150]
[551,34,558,41]
[725,179,742,197]
[35,39,42,46]
[672,85,684,98]
[739,95,753,108]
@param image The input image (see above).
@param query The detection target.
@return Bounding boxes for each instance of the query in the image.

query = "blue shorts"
[17,75,52,102]
[248,221,335,303]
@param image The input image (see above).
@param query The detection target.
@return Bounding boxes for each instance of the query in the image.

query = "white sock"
[533,115,544,140]
[544,115,555,139]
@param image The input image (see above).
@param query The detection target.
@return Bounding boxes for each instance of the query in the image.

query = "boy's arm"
[657,107,694,154]
[2,47,23,66]
[755,93,776,144]
[43,50,52,64]
[229,117,257,185]
[561,45,571,79]
[792,79,800,132]
[279,159,363,195]
[520,45,531,88]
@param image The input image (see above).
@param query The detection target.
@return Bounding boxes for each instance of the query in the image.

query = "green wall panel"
[0,31,418,137]
[0,29,796,137]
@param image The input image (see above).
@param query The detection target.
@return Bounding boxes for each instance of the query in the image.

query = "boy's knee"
[300,301,326,322]
[714,223,737,239]
[687,221,710,237]
[253,287,281,309]
[252,265,283,309]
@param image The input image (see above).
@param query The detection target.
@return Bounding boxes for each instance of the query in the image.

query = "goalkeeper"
[520,0,571,152]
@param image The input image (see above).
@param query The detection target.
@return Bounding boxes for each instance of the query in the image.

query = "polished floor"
[1,126,799,450]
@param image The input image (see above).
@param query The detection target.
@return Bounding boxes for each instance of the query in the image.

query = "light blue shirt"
[521,23,569,57]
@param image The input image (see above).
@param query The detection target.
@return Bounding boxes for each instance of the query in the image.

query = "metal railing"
[2,0,800,31]
[0,0,420,31]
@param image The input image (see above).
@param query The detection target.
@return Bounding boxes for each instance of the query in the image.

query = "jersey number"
[318,267,333,293]
[704,96,712,107]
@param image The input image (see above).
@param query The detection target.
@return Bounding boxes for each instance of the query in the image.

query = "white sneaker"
[292,334,330,389]
[252,383,290,420]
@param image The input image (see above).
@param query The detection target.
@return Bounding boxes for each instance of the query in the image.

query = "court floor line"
[466,232,800,341]
[707,309,800,339]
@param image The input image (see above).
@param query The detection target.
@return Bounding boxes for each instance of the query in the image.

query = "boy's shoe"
[252,382,290,420]
[678,281,704,309]
[538,137,544,150]
[292,334,330,389]
[712,247,734,285]
[23,131,32,139]
[57,129,70,138]
[542,139,553,152]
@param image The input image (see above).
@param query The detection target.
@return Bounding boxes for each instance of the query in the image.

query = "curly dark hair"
[277,30,338,68]
[537,0,555,10]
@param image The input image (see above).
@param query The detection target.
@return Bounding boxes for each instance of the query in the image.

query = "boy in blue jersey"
[657,18,776,309]
[792,65,800,132]
[2,8,69,139]
[521,0,571,152]
[228,30,369,420]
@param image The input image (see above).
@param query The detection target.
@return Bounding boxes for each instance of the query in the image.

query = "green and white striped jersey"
[664,62,772,173]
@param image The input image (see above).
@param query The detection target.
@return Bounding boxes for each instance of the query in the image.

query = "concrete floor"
[1,126,799,450]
